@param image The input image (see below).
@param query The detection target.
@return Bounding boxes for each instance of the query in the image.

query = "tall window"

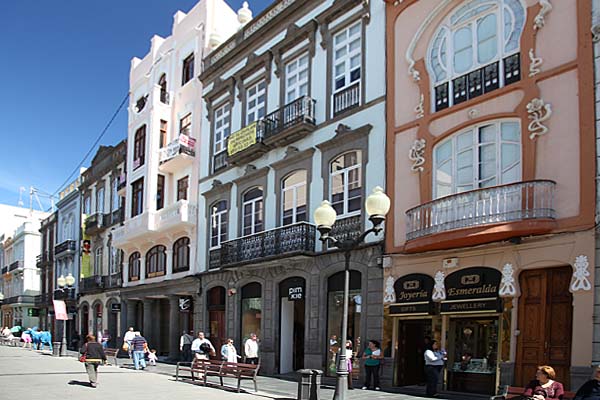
[330,151,362,216]
[131,178,144,217]
[83,195,91,215]
[241,282,262,346]
[429,0,525,111]
[94,247,103,276]
[214,104,230,155]
[160,120,168,148]
[96,187,105,214]
[182,53,194,85]
[333,21,362,93]
[129,252,140,281]
[434,120,521,198]
[146,245,166,278]
[242,187,263,236]
[177,176,189,201]
[210,201,228,249]
[157,175,165,210]
[285,53,309,103]
[133,125,146,168]
[111,176,120,212]
[246,80,266,125]
[282,170,307,225]
[173,237,190,273]
[158,74,168,103]
[180,113,192,136]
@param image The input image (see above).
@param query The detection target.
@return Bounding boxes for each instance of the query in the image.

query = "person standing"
[191,332,215,360]
[100,329,110,349]
[574,365,600,399]
[179,330,194,362]
[221,338,241,363]
[131,331,148,370]
[123,327,136,358]
[244,333,259,365]
[80,333,106,388]
[362,340,382,390]
[346,340,354,390]
[424,340,445,397]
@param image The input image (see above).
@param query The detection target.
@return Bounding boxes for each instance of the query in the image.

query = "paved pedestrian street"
[0,346,465,400]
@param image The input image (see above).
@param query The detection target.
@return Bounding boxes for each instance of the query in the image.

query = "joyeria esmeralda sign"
[441,267,502,314]
[389,273,435,316]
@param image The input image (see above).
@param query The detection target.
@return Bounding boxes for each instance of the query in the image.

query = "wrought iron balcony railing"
[9,260,22,271]
[326,215,363,250]
[333,82,360,117]
[218,222,316,268]
[159,134,196,165]
[1,266,7,274]
[85,213,109,233]
[263,95,316,146]
[208,247,222,270]
[34,293,52,306]
[405,180,556,241]
[102,272,122,289]
[54,240,76,256]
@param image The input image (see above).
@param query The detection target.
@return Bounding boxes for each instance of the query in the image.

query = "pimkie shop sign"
[441,267,502,314]
[389,273,435,316]
[227,122,258,156]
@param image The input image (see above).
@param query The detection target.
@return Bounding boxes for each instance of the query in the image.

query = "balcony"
[159,134,196,173]
[110,208,123,226]
[208,247,221,270]
[102,273,122,289]
[226,121,269,166]
[218,222,316,268]
[155,200,197,232]
[54,240,76,257]
[1,266,7,274]
[36,254,43,267]
[405,180,556,252]
[79,276,103,293]
[53,288,76,301]
[34,293,51,307]
[326,215,363,250]
[262,96,316,147]
[117,173,127,196]
[9,260,22,272]
[3,295,35,305]
[85,213,109,235]
[333,82,360,117]
[112,212,153,247]
[213,151,228,173]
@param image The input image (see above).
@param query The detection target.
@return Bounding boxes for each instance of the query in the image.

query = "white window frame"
[210,202,228,249]
[213,103,231,155]
[332,21,362,94]
[96,187,105,214]
[112,177,120,212]
[83,196,91,215]
[94,247,103,276]
[285,53,310,104]
[242,188,264,236]
[329,151,362,218]
[433,119,522,199]
[246,80,267,125]
[282,171,307,226]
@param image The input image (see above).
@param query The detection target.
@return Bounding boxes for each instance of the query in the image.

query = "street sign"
[53,300,68,320]
[111,303,121,312]
[27,308,40,317]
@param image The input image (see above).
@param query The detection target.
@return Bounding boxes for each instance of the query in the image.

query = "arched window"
[173,237,190,273]
[129,252,140,281]
[146,245,166,278]
[330,151,362,216]
[428,0,525,111]
[434,120,521,198]
[158,74,168,104]
[133,125,146,168]
[242,187,263,236]
[282,170,307,225]
[210,201,228,248]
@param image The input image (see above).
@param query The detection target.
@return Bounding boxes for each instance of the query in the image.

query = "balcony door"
[242,187,263,236]
[515,267,572,387]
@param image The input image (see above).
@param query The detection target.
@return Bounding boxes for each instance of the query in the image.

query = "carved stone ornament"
[526,98,552,139]
[570,255,592,292]
[383,276,396,303]
[210,180,223,190]
[534,0,552,30]
[499,263,517,297]
[528,48,542,77]
[409,138,426,172]
[432,270,446,302]
[335,123,352,136]
[415,93,424,119]
[467,108,480,120]
[592,24,600,43]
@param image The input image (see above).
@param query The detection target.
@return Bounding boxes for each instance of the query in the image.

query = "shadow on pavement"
[68,380,93,387]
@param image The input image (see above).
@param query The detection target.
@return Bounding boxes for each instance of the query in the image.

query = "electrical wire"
[51,92,130,197]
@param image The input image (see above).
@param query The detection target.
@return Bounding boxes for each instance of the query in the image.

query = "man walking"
[244,333,259,365]
[131,331,148,370]
[123,327,136,358]
[191,332,215,360]
[180,330,194,362]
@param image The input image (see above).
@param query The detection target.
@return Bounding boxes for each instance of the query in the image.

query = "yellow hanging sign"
[227,122,257,156]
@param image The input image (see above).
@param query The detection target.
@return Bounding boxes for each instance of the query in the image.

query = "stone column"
[139,256,146,283]
[122,261,129,287]
[165,249,173,278]
[126,300,137,331]
[169,296,180,360]
[142,299,154,343]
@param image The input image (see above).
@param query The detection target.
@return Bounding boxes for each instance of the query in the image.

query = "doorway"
[107,301,118,347]
[279,277,305,374]
[207,287,226,350]
[396,319,432,386]
[515,267,573,387]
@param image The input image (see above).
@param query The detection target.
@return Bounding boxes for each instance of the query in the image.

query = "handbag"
[122,342,129,351]
[79,344,87,363]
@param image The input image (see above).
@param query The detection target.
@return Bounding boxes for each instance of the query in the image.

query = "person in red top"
[523,365,565,400]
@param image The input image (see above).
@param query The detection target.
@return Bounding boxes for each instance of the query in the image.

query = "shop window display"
[241,282,262,345]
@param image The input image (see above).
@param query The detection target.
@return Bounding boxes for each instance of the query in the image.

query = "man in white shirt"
[123,327,136,358]
[244,333,259,365]
[190,331,215,360]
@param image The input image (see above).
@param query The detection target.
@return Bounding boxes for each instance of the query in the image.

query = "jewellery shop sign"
[389,273,436,316]
[441,267,502,314]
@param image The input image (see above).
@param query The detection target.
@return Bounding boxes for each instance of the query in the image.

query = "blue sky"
[0,0,270,211]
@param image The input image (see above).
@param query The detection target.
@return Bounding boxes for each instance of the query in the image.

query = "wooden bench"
[175,359,260,392]
[104,348,119,366]
[175,358,221,382]
[490,385,577,400]
[217,361,260,393]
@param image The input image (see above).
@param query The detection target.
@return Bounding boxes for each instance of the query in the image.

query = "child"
[148,349,158,366]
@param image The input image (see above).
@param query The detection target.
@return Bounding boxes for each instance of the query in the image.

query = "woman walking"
[221,338,241,362]
[80,333,106,388]
[424,340,445,397]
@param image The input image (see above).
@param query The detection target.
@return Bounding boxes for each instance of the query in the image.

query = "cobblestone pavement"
[0,346,480,400]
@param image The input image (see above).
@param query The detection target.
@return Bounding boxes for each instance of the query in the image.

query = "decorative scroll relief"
[415,93,424,118]
[432,270,446,301]
[534,0,552,30]
[592,24,600,43]
[526,98,552,139]
[571,255,592,292]
[409,138,426,172]
[499,263,517,297]
[383,276,396,303]
[528,48,542,77]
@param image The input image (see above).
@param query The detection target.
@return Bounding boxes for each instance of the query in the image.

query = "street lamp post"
[57,273,75,356]
[314,186,390,400]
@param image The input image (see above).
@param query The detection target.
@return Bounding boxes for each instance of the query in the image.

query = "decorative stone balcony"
[154,200,197,232]
[54,240,77,257]
[215,222,316,268]
[158,134,196,173]
[112,212,154,247]
[405,180,556,252]
[85,213,109,235]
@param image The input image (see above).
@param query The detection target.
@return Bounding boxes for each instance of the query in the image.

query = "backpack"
[199,342,211,354]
